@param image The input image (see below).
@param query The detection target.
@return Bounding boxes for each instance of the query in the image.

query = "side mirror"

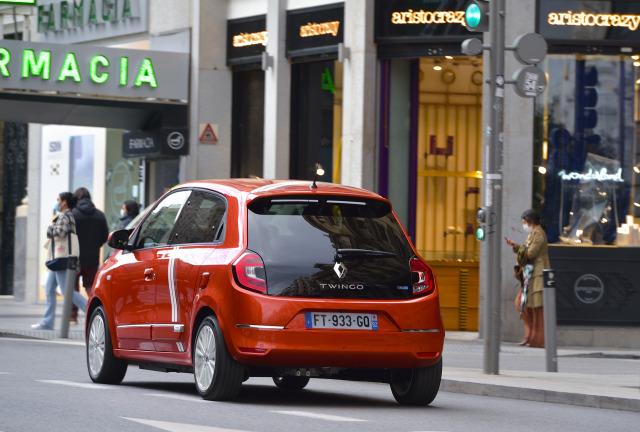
[108,229,133,251]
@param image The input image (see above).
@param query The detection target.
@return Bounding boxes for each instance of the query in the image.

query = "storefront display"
[536,0,640,326]
[287,4,343,182]
[227,15,266,178]
[375,0,482,331]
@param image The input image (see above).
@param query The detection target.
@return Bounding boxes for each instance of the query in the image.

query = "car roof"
[174,179,387,201]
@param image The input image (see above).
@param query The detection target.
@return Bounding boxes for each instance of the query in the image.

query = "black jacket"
[72,198,109,268]
[116,215,135,231]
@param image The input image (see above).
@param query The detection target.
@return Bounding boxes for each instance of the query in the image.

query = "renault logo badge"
[333,261,347,279]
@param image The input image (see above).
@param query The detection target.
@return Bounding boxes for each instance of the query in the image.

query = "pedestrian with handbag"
[31,192,88,330]
[506,209,550,348]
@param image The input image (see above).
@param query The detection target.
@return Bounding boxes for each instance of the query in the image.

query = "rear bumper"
[229,326,443,368]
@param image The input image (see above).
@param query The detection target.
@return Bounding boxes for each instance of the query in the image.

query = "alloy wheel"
[88,314,106,377]
[194,325,217,392]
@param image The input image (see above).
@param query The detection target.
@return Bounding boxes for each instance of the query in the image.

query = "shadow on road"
[120,380,446,410]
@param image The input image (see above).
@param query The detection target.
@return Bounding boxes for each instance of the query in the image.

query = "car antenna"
[311,163,325,190]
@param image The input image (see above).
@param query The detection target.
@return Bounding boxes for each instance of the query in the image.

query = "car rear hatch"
[243,195,418,299]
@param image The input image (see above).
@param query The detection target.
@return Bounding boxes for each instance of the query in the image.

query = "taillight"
[410,258,436,296]
[233,251,267,294]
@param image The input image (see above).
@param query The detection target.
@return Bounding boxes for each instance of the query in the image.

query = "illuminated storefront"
[375,0,482,331]
[227,15,266,178]
[535,0,640,325]
[287,3,344,183]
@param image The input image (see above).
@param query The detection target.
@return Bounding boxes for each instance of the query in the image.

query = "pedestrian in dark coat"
[70,187,109,323]
[116,199,140,230]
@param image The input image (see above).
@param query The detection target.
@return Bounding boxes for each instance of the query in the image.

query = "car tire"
[86,306,127,384]
[390,358,442,406]
[193,316,244,401]
[272,375,310,390]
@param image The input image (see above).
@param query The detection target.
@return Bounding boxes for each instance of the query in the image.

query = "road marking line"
[271,410,366,422]
[0,372,9,375]
[144,393,208,403]
[122,417,249,432]
[37,379,114,390]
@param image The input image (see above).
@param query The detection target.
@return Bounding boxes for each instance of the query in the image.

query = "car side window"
[170,190,227,245]
[135,190,191,249]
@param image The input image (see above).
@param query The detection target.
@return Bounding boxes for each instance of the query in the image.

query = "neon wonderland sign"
[557,168,624,183]
[547,11,640,32]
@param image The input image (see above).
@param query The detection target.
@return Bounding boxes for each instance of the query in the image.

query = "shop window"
[535,55,640,246]
[231,69,264,178]
[290,60,343,182]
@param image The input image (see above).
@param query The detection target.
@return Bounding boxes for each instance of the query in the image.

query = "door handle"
[144,268,155,281]
[198,272,210,290]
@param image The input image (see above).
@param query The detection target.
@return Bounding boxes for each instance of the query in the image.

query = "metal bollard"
[59,257,79,339]
[543,268,558,372]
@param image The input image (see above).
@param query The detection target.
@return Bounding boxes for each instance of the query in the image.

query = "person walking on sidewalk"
[506,209,550,348]
[69,187,109,324]
[32,192,87,330]
[115,199,140,230]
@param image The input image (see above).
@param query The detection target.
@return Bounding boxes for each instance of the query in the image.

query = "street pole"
[482,0,505,375]
[543,269,558,372]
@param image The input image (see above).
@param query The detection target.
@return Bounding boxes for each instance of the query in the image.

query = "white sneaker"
[31,323,53,330]
[56,287,63,296]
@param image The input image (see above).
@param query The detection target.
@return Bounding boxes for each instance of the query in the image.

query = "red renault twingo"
[86,179,444,405]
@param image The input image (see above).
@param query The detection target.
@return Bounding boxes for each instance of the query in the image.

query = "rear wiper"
[335,248,397,261]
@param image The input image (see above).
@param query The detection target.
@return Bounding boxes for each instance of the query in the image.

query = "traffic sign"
[512,66,547,98]
[199,123,218,145]
[462,38,483,56]
[513,33,548,65]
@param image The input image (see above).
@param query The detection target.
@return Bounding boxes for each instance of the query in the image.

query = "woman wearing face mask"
[506,209,550,347]
[115,199,140,231]
[32,192,88,330]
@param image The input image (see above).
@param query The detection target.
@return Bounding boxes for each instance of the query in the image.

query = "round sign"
[512,66,547,98]
[461,38,483,56]
[513,33,548,65]
[167,131,185,150]
[574,274,605,305]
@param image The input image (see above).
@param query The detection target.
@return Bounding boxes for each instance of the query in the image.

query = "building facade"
[3,0,639,348]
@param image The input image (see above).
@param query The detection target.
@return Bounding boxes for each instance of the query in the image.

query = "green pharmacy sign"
[0,39,188,102]
[0,1,37,5]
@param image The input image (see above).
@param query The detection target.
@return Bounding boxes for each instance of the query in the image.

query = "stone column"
[183,0,232,182]
[341,0,376,190]
[262,0,290,179]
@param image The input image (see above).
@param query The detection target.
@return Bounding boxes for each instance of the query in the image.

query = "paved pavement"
[1,297,639,412]
[1,337,638,432]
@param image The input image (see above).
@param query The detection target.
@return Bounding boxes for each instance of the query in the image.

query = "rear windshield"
[247,196,414,298]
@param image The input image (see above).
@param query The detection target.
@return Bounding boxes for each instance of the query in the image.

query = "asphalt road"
[0,338,636,432]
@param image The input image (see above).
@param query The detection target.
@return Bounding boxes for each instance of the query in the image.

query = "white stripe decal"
[168,249,178,322]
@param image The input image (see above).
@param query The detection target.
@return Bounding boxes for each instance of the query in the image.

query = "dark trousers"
[70,266,98,321]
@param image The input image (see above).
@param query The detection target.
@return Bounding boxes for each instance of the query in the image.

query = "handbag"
[45,216,79,271]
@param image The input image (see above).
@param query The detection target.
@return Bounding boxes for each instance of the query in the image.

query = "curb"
[441,379,640,413]
[0,329,84,341]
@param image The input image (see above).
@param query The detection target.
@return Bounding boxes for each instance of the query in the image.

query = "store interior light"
[634,202,640,208]
[633,165,640,174]
[634,61,640,67]
[633,55,640,60]
[445,55,454,60]
[433,65,443,71]
[538,166,547,175]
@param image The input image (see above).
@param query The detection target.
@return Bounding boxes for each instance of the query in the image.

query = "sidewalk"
[0,297,85,340]
[443,332,640,412]
[1,299,638,411]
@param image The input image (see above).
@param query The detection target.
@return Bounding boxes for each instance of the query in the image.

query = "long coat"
[524,225,550,298]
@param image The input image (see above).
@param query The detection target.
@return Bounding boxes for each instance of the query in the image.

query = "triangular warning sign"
[199,123,218,144]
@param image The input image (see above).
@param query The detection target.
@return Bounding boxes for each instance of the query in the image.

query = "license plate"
[305,312,378,331]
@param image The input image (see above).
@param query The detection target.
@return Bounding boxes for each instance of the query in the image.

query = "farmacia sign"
[0,39,188,102]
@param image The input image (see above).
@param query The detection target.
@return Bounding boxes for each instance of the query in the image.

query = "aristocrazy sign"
[0,39,188,102]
